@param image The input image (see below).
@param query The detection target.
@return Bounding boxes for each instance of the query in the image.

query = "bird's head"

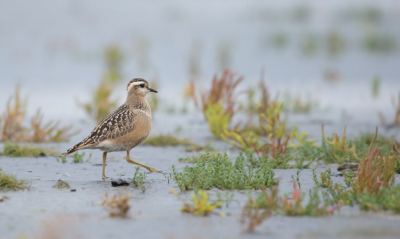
[126,78,158,97]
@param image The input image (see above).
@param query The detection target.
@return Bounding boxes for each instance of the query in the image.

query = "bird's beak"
[149,88,158,93]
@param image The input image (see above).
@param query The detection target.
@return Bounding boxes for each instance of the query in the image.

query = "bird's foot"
[144,166,162,173]
[102,175,109,179]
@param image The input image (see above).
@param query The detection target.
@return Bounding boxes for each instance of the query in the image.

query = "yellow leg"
[126,150,161,173]
[102,152,109,179]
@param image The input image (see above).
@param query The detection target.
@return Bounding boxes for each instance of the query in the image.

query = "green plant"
[321,124,360,163]
[171,152,277,191]
[357,185,400,213]
[352,146,396,196]
[178,153,221,163]
[241,187,278,232]
[312,168,332,188]
[281,181,339,216]
[242,180,340,232]
[171,188,224,216]
[72,152,91,163]
[0,168,28,191]
[131,167,146,193]
[191,69,243,137]
[291,141,317,169]
[1,142,53,157]
[56,155,68,163]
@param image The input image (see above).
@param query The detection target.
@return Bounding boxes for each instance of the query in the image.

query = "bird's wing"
[62,104,137,155]
[86,104,137,143]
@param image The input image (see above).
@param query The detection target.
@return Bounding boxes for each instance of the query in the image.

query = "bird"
[62,78,160,179]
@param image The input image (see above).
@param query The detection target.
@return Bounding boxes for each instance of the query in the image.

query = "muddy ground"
[1,115,400,239]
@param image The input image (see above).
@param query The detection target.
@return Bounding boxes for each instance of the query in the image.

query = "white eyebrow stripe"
[131,81,145,86]
[127,81,146,91]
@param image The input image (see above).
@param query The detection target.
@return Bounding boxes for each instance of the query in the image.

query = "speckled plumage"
[63,78,160,178]
[62,78,153,156]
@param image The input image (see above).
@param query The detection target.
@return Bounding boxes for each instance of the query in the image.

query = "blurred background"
[1,0,400,127]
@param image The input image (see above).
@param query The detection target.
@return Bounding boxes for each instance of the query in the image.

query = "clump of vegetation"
[72,152,91,163]
[321,126,396,163]
[240,187,278,232]
[193,69,243,137]
[0,169,28,191]
[101,188,131,218]
[171,152,277,191]
[79,45,123,122]
[242,180,340,232]
[379,92,400,127]
[364,33,396,53]
[131,167,146,193]
[325,135,400,212]
[171,188,224,216]
[178,153,222,164]
[357,185,400,213]
[191,71,313,165]
[0,86,78,142]
[280,180,340,216]
[351,144,396,196]
[1,142,53,157]
[143,134,214,152]
[312,168,332,188]
[321,125,360,163]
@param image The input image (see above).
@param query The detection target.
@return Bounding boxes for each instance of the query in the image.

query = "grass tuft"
[1,142,54,157]
[0,168,28,191]
[1,86,78,142]
[101,188,131,218]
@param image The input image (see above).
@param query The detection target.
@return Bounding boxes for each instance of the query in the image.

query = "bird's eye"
[140,84,145,88]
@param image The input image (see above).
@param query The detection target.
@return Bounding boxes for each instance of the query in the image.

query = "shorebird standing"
[62,78,160,179]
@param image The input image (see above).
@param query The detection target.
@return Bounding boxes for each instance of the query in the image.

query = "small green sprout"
[131,167,146,193]
[171,188,224,216]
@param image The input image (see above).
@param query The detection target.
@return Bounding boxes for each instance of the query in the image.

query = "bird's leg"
[126,150,161,173]
[102,152,109,179]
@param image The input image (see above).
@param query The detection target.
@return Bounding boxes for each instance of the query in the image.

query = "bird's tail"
[61,142,84,156]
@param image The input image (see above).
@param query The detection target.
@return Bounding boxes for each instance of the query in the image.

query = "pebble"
[337,162,359,172]
[71,189,76,192]
[111,179,129,187]
[52,179,71,189]
[0,195,9,202]
[331,172,343,177]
